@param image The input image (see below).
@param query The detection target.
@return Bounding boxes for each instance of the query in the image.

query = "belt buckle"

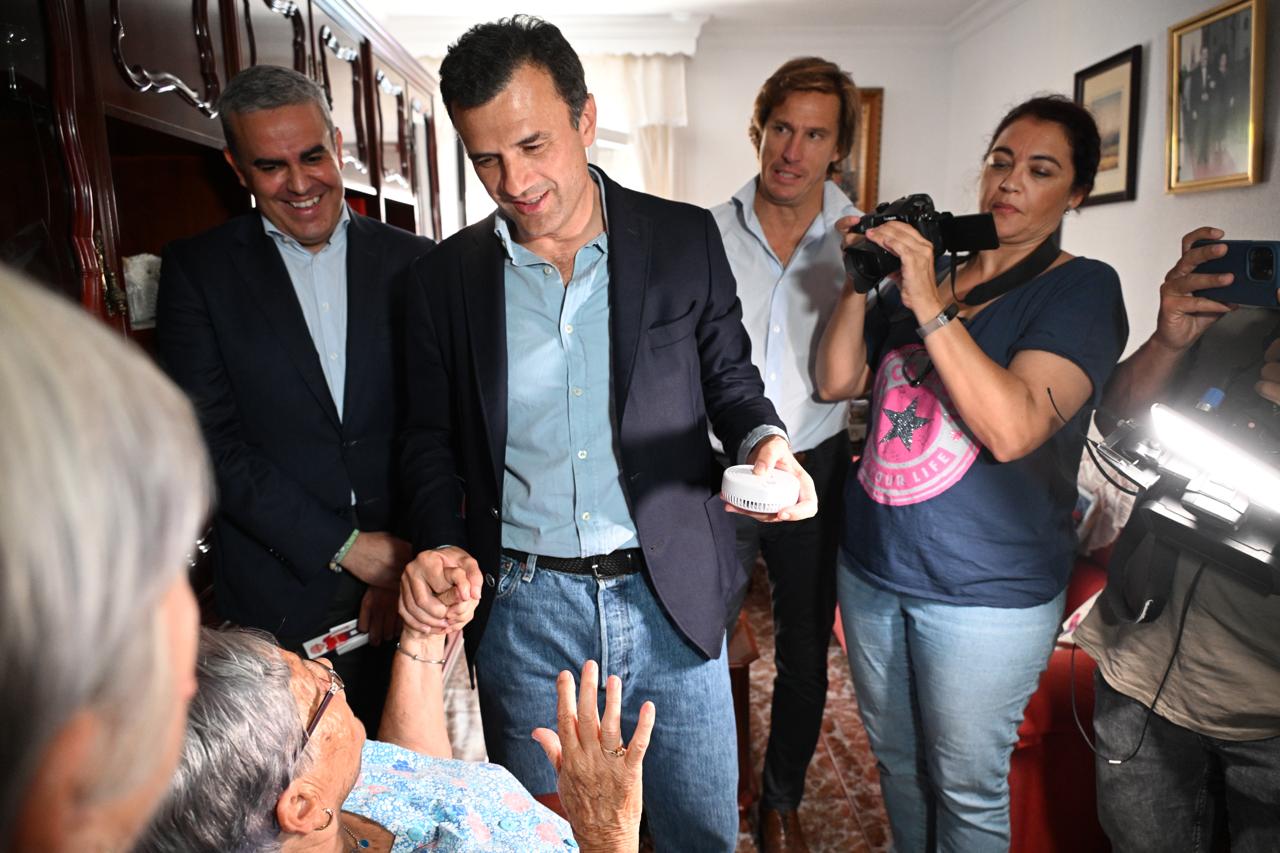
[589,556,603,578]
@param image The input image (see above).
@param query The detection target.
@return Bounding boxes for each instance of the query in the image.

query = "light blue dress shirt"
[263,204,351,419]
[497,171,640,558]
[711,179,858,452]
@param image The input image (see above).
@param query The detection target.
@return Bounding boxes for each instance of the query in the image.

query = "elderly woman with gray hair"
[0,268,212,850]
[139,608,654,852]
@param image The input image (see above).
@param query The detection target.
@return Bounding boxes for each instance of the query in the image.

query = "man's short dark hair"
[439,15,588,128]
[749,57,859,179]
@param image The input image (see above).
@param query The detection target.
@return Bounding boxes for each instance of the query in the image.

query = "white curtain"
[583,54,688,199]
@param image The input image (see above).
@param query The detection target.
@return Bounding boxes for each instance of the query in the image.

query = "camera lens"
[1247,247,1275,281]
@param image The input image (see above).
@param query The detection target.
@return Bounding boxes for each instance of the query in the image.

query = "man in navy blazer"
[156,66,433,729]
[397,17,816,851]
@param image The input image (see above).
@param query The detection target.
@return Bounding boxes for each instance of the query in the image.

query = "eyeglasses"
[301,661,345,748]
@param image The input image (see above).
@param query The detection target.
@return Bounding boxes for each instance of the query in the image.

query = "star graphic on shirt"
[880,399,931,452]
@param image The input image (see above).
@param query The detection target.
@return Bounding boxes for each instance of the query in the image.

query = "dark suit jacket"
[157,211,434,637]
[402,170,783,660]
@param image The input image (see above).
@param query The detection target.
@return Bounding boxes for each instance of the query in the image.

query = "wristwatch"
[916,303,959,339]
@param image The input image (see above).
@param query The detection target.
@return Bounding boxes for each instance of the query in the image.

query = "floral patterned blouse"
[342,740,578,851]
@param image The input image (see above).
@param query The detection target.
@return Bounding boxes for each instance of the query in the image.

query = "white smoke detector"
[721,465,801,515]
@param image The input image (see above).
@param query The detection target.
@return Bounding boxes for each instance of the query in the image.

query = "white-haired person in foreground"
[0,267,212,850]
[137,614,654,852]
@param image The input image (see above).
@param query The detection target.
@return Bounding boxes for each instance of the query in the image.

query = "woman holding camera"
[817,95,1128,851]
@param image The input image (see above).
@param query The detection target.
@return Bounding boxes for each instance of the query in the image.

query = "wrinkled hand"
[399,546,482,635]
[341,531,413,589]
[1152,226,1234,353]
[1257,339,1280,405]
[358,586,401,646]
[532,661,653,853]
[725,434,818,522]
[861,221,945,321]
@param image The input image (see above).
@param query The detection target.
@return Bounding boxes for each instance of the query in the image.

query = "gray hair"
[137,629,307,853]
[0,267,212,838]
[217,64,335,159]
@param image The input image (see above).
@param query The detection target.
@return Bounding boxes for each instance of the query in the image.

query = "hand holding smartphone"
[1193,239,1280,309]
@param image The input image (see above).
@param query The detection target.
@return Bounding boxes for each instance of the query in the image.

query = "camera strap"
[957,236,1060,306]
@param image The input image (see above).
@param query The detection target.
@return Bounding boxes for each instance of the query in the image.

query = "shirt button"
[564,323,574,334]
[321,302,330,311]
[543,266,552,276]
[572,387,584,397]
[577,450,588,459]
[329,352,338,360]
[772,325,781,333]
[769,372,776,380]
[581,511,591,521]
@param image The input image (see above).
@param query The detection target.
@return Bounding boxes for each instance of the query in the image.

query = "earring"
[317,807,335,832]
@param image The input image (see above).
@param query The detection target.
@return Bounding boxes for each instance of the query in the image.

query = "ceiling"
[361,0,992,30]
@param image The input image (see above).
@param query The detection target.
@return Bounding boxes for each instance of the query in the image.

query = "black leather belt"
[502,548,644,578]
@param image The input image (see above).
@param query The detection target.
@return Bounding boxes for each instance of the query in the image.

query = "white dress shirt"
[712,178,859,452]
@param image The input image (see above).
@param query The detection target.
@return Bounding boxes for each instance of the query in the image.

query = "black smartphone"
[1192,239,1280,309]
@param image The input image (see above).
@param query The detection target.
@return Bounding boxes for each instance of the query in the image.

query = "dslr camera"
[843,193,999,293]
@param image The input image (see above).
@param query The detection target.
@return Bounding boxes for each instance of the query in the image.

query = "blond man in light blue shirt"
[710,56,861,853]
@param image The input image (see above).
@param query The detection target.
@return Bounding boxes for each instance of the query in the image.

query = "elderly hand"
[532,661,654,853]
[726,434,818,522]
[1152,226,1235,354]
[861,220,945,322]
[399,545,482,635]
[358,586,401,646]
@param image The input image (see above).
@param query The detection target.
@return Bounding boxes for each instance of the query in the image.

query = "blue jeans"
[474,554,739,851]
[1094,672,1280,852]
[837,557,1064,853]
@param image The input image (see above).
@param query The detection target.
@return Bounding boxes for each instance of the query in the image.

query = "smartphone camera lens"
[1247,246,1275,281]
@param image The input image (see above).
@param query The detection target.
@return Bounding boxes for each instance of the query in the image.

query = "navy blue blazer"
[157,211,434,638]
[402,170,783,660]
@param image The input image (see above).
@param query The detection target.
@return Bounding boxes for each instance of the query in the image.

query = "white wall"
[945,0,1280,353]
[682,23,954,211]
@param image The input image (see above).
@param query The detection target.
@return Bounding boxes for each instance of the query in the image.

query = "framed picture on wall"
[1074,45,1142,205]
[1167,0,1266,192]
[837,87,883,211]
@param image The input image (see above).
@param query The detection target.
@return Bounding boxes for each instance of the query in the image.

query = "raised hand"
[532,661,654,853]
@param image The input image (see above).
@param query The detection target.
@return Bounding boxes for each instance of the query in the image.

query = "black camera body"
[843,193,999,293]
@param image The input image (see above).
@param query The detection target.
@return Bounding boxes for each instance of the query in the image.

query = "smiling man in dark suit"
[156,65,433,730]
[397,17,816,852]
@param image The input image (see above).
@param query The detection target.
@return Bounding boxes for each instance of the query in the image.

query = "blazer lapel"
[234,218,342,429]
[603,174,651,425]
[461,215,508,491]
[342,214,384,426]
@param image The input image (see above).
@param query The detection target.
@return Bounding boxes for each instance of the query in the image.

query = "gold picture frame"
[1167,0,1266,193]
[837,87,883,211]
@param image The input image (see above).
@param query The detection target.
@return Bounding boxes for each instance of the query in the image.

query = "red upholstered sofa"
[832,553,1111,852]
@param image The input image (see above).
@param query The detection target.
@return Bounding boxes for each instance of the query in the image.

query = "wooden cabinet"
[311,3,375,197]
[3,0,441,329]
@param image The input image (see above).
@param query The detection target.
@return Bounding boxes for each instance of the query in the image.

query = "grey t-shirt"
[1075,308,1280,740]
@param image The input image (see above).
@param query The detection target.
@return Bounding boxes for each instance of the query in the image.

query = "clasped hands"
[397,546,653,852]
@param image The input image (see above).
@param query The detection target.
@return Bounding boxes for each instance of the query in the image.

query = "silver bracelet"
[395,642,446,665]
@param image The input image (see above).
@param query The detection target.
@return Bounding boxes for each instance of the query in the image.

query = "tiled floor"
[440,562,891,852]
[734,563,890,853]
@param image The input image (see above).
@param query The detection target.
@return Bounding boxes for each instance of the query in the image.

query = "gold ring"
[603,745,627,758]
